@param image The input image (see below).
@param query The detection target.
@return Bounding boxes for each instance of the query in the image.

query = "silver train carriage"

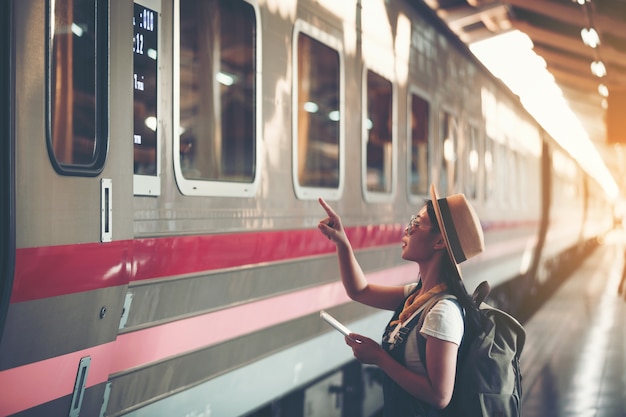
[0,0,613,416]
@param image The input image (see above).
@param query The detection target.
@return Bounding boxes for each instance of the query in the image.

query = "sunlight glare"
[314,0,357,55]
[395,14,411,85]
[261,0,296,20]
[470,30,618,200]
[362,0,395,81]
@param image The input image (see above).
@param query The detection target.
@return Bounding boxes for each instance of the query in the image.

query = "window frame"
[407,85,431,202]
[291,19,345,201]
[361,66,397,203]
[484,135,496,205]
[45,0,109,177]
[133,0,162,196]
[173,0,262,197]
[437,106,459,196]
[463,120,481,201]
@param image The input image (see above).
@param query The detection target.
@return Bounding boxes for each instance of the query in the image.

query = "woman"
[317,184,485,416]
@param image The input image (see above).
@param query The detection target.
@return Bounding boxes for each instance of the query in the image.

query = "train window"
[363,69,395,199]
[133,1,160,196]
[174,0,260,197]
[46,0,108,176]
[293,22,344,200]
[464,124,479,200]
[408,91,429,197]
[439,111,458,195]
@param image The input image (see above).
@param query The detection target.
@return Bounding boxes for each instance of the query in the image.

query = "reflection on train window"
[439,111,458,195]
[409,93,429,196]
[464,124,479,199]
[296,33,341,189]
[178,0,256,183]
[365,70,394,194]
[47,0,107,174]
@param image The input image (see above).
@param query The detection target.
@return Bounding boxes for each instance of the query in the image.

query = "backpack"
[417,281,526,417]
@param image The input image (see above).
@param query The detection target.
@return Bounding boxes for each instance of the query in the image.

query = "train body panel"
[1,0,614,416]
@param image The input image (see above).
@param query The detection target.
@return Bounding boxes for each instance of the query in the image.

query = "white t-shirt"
[386,284,464,375]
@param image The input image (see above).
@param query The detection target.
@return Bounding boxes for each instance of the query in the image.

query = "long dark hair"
[426,200,483,333]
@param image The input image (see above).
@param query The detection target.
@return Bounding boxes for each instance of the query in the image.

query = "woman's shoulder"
[421,296,465,343]
[430,297,464,320]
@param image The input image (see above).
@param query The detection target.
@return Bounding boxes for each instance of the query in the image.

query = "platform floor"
[521,229,626,417]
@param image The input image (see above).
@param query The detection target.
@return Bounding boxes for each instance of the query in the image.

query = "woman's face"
[401,206,442,262]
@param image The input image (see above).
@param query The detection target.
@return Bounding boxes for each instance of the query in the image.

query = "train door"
[0,0,14,340]
[0,1,136,415]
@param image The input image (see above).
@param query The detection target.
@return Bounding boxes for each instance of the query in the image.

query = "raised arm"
[318,198,405,311]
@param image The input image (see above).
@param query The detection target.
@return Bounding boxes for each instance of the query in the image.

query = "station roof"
[422,0,626,195]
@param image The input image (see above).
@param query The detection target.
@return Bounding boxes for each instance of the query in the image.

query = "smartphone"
[320,311,361,343]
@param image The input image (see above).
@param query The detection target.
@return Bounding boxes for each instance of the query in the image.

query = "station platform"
[521,230,626,417]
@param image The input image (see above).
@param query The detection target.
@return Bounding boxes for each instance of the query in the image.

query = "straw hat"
[430,184,484,278]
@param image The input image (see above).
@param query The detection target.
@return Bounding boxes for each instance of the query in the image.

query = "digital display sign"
[133,3,158,176]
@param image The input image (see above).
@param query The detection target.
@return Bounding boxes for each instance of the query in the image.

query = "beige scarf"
[390,282,448,326]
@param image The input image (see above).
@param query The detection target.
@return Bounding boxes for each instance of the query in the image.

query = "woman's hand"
[318,198,347,246]
[345,333,386,366]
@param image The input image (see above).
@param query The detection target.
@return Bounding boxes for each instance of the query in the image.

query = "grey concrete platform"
[521,230,626,417]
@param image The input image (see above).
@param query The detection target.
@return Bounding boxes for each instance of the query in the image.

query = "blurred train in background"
[0,0,616,416]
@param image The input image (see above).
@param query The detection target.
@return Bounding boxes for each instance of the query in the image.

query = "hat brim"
[430,184,464,280]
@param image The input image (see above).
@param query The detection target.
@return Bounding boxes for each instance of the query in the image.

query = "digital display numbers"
[133,7,154,55]
[133,4,158,176]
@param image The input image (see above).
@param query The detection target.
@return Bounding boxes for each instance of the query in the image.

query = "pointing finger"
[318,197,336,217]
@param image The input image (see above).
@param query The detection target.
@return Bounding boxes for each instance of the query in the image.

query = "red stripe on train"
[11,219,536,303]
[11,225,404,303]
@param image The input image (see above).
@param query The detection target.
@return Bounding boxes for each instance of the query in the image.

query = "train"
[0,0,615,416]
